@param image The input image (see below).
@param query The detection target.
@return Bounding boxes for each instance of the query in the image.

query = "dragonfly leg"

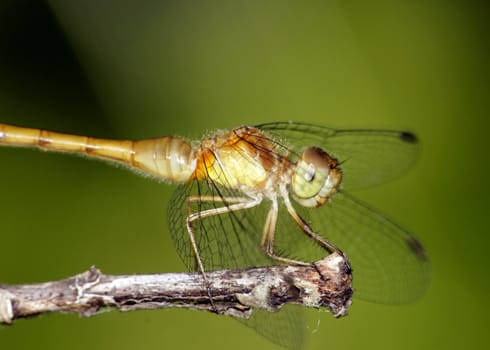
[261,185,346,266]
[281,188,344,256]
[185,194,262,312]
[260,198,311,266]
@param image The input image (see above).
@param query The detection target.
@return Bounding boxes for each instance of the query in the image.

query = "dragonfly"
[0,121,429,349]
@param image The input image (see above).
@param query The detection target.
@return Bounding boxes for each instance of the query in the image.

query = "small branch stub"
[0,253,352,325]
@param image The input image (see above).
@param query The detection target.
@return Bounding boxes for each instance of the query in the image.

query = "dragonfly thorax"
[194,126,288,194]
[291,146,341,208]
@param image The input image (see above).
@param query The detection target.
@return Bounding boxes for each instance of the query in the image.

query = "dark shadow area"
[0,0,109,134]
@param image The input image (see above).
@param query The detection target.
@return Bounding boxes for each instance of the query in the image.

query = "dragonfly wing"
[257,121,420,190]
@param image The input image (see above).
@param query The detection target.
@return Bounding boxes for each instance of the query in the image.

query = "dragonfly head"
[291,146,341,208]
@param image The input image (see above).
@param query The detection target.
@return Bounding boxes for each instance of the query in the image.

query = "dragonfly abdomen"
[0,123,196,183]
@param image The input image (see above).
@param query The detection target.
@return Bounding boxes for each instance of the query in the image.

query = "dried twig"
[0,253,352,325]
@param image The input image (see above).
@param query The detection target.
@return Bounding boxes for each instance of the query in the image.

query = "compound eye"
[291,147,340,207]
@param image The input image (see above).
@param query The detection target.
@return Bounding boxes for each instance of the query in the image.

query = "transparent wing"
[307,191,430,303]
[240,306,307,350]
[223,188,429,304]
[257,121,420,190]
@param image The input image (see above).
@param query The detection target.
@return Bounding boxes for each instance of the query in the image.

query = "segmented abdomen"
[0,123,195,183]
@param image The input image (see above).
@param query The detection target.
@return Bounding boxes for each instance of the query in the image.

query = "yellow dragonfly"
[0,121,429,349]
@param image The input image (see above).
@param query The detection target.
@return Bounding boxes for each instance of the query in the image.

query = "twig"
[0,253,352,325]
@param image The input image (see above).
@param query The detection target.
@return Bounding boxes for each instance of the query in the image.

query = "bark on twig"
[0,253,352,325]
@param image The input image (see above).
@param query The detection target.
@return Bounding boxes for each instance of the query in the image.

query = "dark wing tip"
[399,131,418,144]
[406,236,428,261]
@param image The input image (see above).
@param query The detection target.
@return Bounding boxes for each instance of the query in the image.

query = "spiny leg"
[186,195,260,272]
[187,195,253,204]
[260,189,345,267]
[260,199,311,266]
[282,191,344,256]
[186,194,262,312]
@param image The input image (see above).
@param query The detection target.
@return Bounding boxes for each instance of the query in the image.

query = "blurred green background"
[0,0,487,349]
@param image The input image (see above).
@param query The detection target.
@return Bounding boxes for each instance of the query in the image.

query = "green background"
[0,1,487,349]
